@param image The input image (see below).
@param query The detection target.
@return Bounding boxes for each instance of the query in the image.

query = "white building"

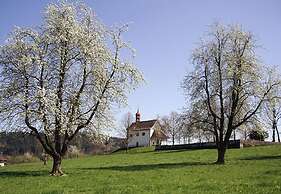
[0,156,7,167]
[127,110,168,147]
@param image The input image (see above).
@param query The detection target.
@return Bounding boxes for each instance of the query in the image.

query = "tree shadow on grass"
[240,155,281,161]
[153,149,197,154]
[78,161,211,172]
[0,170,48,177]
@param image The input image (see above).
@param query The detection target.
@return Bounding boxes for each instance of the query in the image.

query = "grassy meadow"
[1,145,281,194]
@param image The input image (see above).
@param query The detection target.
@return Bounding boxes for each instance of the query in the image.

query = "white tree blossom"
[261,68,281,142]
[182,23,280,164]
[0,2,143,175]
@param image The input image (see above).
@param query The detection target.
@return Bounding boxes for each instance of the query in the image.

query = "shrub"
[8,152,39,164]
[65,145,83,158]
[249,130,269,141]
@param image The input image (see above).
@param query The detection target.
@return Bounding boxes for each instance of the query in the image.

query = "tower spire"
[136,109,141,122]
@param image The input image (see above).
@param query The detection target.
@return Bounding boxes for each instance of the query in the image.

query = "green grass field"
[1,145,281,194]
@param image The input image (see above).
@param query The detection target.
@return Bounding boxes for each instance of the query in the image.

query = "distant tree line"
[0,131,116,157]
[159,111,270,145]
[0,132,41,156]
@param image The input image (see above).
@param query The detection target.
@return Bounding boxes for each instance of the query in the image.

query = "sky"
[0,0,281,125]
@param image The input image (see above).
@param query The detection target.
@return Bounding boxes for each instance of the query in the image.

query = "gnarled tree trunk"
[50,156,63,176]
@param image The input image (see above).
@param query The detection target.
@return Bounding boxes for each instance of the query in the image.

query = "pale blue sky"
[0,0,281,122]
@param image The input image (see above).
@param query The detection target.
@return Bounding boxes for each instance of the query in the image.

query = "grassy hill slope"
[1,145,281,194]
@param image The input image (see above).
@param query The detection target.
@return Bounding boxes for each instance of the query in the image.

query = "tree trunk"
[276,126,280,142]
[216,142,226,164]
[125,138,128,153]
[126,129,129,153]
[183,137,186,144]
[272,126,276,142]
[50,156,63,176]
[43,156,47,165]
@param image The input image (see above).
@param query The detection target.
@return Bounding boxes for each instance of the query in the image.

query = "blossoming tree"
[182,23,280,164]
[0,2,143,175]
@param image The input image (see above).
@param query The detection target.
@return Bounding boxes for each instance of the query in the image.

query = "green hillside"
[1,145,281,194]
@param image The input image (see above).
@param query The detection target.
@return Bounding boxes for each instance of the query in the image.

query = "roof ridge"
[134,119,157,123]
[128,119,158,131]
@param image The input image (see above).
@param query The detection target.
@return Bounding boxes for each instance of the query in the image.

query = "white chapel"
[127,110,168,147]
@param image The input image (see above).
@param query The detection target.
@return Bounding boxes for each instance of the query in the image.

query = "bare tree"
[0,2,143,175]
[119,112,134,151]
[160,112,180,145]
[234,115,264,140]
[182,101,216,143]
[262,73,281,142]
[176,112,195,144]
[182,23,280,164]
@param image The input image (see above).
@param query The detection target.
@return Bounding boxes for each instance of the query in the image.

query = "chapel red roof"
[0,156,7,162]
[128,119,158,131]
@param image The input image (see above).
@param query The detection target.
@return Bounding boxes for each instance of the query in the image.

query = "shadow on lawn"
[240,155,281,161]
[153,149,196,154]
[0,170,48,177]
[79,161,211,172]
